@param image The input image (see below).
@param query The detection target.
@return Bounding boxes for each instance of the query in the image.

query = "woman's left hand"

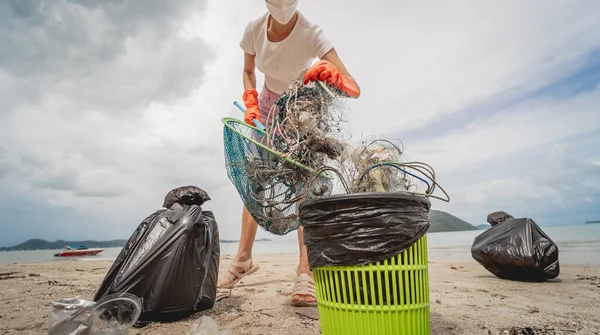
[304,59,360,98]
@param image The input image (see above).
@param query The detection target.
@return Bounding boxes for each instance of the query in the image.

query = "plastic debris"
[471,212,560,281]
[48,298,95,335]
[187,316,232,335]
[94,185,220,323]
[486,210,514,227]
[48,294,143,335]
[89,293,142,334]
[300,192,431,269]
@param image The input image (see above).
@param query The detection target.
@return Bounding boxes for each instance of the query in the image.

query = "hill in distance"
[3,210,474,250]
[1,238,271,251]
[428,210,478,233]
[0,239,128,251]
[476,224,490,230]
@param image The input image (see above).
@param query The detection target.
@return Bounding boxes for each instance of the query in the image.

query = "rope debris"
[224,69,449,235]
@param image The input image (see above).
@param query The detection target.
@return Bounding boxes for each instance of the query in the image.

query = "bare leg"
[236,206,259,260]
[217,205,259,287]
[296,226,312,277]
[292,226,317,304]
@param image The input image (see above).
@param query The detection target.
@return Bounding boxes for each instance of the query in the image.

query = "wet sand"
[1,254,599,334]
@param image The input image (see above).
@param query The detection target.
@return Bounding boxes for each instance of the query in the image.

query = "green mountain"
[0,238,273,251]
[476,224,490,230]
[428,210,478,232]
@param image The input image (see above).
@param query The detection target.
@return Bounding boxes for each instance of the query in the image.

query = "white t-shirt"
[240,11,334,95]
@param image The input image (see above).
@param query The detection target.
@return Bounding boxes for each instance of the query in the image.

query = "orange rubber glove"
[303,60,360,98]
[242,88,261,125]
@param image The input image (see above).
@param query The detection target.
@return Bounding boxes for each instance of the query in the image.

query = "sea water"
[1,224,599,266]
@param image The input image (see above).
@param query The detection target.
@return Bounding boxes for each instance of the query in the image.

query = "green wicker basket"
[313,234,430,335]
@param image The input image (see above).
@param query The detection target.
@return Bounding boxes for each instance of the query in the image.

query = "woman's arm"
[241,51,261,125]
[243,52,257,90]
[320,48,360,98]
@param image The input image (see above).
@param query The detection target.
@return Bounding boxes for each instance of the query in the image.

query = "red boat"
[53,245,104,257]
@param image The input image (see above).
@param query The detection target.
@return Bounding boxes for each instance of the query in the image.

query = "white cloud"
[408,86,600,173]
[307,0,600,136]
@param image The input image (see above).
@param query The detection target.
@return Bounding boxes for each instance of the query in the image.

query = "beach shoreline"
[1,254,599,335]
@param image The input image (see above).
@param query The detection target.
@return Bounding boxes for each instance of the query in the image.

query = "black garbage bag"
[471,212,559,281]
[94,186,220,323]
[487,210,514,227]
[300,192,431,307]
[299,192,431,269]
[162,185,211,208]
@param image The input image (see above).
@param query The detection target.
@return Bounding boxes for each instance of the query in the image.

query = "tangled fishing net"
[223,71,347,235]
[223,70,449,235]
[330,137,450,201]
[263,72,349,164]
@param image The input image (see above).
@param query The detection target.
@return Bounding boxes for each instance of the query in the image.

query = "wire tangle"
[223,70,449,235]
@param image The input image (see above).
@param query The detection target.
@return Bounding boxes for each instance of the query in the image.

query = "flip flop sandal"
[216,288,231,302]
[291,273,317,307]
[218,258,260,289]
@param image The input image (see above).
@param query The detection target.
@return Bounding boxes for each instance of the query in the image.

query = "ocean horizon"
[1,224,598,266]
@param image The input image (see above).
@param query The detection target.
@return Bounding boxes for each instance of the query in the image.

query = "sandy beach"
[1,254,599,335]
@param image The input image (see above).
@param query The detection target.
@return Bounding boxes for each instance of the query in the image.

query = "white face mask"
[266,0,298,24]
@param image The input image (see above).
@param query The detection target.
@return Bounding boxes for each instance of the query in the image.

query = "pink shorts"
[258,85,281,129]
[250,85,280,145]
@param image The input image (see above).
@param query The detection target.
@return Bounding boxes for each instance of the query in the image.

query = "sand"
[1,254,599,335]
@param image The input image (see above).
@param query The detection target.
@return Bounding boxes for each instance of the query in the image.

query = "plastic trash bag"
[299,192,431,269]
[90,293,142,334]
[487,210,514,227]
[471,212,560,281]
[187,316,232,335]
[163,185,211,208]
[48,298,95,335]
[94,185,220,323]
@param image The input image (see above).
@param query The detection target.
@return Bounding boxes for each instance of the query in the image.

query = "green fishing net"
[222,117,333,235]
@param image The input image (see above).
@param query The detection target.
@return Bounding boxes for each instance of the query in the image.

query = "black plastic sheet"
[162,185,211,208]
[487,210,514,227]
[299,192,431,269]
[94,186,220,322]
[471,212,559,281]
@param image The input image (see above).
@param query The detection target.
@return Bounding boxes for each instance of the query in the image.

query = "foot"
[217,257,259,289]
[291,272,317,306]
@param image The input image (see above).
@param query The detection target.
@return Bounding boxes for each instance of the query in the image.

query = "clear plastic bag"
[187,316,232,335]
[48,298,96,335]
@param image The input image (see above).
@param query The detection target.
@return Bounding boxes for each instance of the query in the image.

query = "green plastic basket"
[313,234,430,335]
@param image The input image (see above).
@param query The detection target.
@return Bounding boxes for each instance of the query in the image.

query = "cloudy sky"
[1,0,599,246]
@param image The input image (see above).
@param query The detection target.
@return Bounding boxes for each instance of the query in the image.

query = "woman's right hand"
[242,88,261,125]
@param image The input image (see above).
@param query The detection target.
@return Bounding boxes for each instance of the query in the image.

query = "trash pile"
[261,71,450,199]
[46,186,225,334]
[223,72,449,236]
[94,185,220,323]
[48,293,142,335]
[471,211,560,281]
[48,294,230,335]
[265,71,348,165]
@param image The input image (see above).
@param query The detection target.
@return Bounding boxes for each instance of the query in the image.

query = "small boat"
[53,245,104,257]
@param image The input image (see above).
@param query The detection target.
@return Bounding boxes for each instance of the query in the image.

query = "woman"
[217,0,360,306]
